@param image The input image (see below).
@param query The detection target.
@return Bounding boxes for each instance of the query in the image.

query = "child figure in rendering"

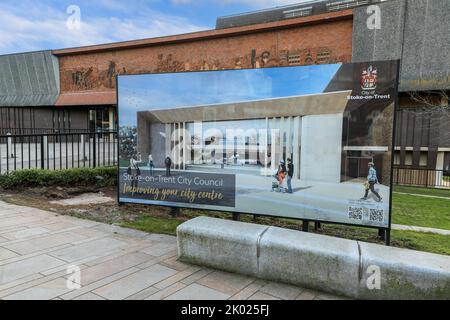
[361,162,382,202]
[277,160,287,193]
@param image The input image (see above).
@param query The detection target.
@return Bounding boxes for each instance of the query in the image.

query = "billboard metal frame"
[116,61,400,246]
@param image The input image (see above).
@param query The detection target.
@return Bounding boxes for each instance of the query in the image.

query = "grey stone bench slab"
[177,216,269,277]
[177,216,450,299]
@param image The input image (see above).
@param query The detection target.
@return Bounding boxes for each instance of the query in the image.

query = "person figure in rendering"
[165,155,172,177]
[129,153,142,196]
[148,154,155,176]
[277,160,287,193]
[361,162,382,202]
[286,158,294,194]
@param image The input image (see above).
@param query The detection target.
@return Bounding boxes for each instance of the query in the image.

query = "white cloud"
[0,1,206,54]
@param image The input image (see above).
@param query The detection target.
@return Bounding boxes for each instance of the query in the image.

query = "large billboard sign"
[118,61,399,229]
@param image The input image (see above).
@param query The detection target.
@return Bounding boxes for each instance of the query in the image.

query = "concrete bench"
[177,216,450,299]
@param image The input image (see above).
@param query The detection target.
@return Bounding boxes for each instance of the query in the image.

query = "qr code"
[348,206,363,220]
[369,209,384,223]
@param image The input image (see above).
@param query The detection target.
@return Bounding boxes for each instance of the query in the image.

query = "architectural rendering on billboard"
[118,61,399,228]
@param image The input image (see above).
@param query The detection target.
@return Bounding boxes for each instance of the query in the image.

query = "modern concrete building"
[136,90,393,185]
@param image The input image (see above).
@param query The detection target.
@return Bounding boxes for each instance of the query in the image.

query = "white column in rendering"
[182,122,187,170]
[178,122,182,169]
[286,116,292,160]
[165,123,171,164]
[280,117,285,161]
[293,116,301,179]
[265,117,269,174]
[270,118,278,172]
[193,121,203,165]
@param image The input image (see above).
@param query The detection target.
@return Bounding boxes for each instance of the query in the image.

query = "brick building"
[0,0,449,172]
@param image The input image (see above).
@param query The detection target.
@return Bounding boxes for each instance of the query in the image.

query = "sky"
[118,64,341,126]
[0,0,313,55]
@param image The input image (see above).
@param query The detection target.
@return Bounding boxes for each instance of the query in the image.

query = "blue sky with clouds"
[0,0,311,55]
[118,64,341,126]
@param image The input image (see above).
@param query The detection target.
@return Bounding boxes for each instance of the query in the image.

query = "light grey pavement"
[0,200,342,300]
[393,192,450,200]
[391,224,450,236]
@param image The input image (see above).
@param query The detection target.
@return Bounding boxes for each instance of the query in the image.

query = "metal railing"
[0,131,117,174]
[0,127,93,135]
[393,166,450,189]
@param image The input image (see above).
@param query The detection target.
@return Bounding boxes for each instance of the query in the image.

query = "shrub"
[0,167,117,189]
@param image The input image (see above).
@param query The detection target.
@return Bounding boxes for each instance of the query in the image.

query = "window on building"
[419,152,428,167]
[326,0,369,12]
[283,7,312,18]
[394,151,400,166]
[405,151,413,166]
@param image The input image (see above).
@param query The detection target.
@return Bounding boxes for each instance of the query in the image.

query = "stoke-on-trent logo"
[361,65,378,92]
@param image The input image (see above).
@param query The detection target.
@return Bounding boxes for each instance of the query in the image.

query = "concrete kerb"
[176,217,269,277]
[176,216,450,299]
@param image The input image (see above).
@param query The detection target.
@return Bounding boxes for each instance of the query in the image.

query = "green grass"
[390,230,450,256]
[392,193,450,230]
[302,223,450,256]
[120,215,183,236]
[117,206,450,256]
[394,185,450,198]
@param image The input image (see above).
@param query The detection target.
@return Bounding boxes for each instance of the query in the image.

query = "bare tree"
[408,90,449,113]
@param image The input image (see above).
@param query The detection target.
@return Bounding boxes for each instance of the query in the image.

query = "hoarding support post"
[40,135,45,170]
[232,213,241,221]
[314,222,322,230]
[378,228,386,241]
[385,229,391,246]
[92,133,97,168]
[170,207,180,217]
[302,220,310,232]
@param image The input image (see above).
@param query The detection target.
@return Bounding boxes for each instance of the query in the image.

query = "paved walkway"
[392,224,450,236]
[0,200,341,300]
[394,192,450,200]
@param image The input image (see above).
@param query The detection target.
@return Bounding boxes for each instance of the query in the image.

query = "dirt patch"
[0,186,183,225]
[50,193,114,206]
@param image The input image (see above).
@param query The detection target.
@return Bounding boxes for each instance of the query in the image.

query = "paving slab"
[93,264,177,300]
[2,278,71,300]
[196,271,255,296]
[74,292,106,300]
[247,291,280,300]
[0,254,65,285]
[3,232,87,255]
[73,252,154,286]
[1,227,49,240]
[48,237,128,262]
[259,282,303,300]
[0,200,336,300]
[0,247,18,261]
[165,283,231,300]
